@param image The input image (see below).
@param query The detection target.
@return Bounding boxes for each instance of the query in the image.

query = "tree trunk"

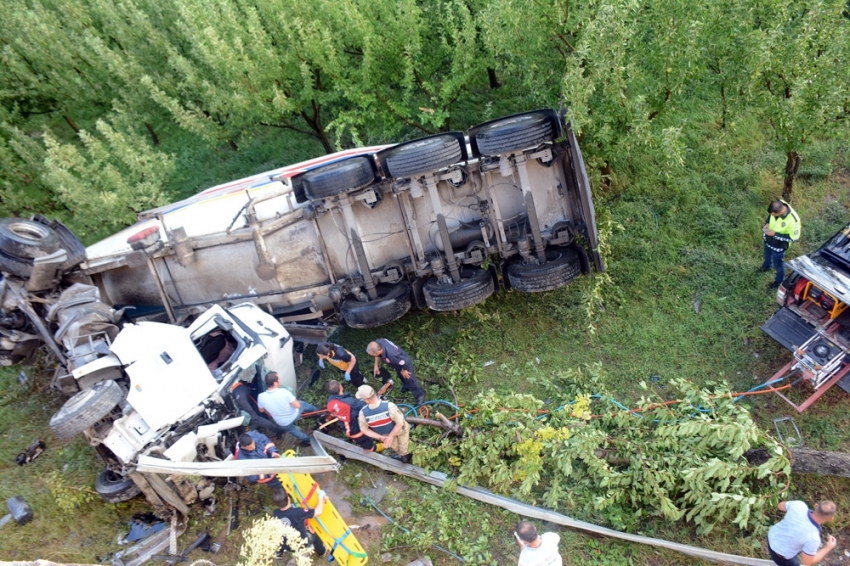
[487,68,501,89]
[744,447,850,477]
[145,123,160,147]
[782,151,801,201]
[62,114,80,134]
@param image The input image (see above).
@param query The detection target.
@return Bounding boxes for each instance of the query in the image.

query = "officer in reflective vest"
[325,379,376,451]
[762,199,801,289]
[366,338,426,405]
[316,342,366,387]
[356,384,412,464]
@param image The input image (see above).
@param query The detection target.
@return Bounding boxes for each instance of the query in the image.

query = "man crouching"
[355,384,413,464]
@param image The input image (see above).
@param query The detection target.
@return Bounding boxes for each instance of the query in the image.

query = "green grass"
[3,111,850,563]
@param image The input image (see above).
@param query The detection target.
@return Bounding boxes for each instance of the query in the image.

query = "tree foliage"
[42,116,173,239]
[415,366,790,535]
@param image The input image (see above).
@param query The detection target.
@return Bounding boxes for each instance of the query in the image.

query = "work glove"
[318,359,325,369]
[318,489,327,500]
[344,372,351,381]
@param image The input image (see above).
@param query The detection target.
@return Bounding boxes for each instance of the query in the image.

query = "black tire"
[423,267,495,311]
[95,468,141,503]
[341,283,412,329]
[0,218,61,259]
[507,247,582,293]
[384,135,463,178]
[302,157,376,200]
[0,249,35,279]
[474,112,554,156]
[49,380,124,440]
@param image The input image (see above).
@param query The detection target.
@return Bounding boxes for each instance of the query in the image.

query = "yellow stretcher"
[277,456,368,565]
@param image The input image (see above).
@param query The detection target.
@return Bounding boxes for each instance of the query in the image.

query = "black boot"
[400,453,413,464]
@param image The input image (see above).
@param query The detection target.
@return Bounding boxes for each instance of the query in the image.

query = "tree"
[750,0,850,200]
[42,115,173,240]
[416,369,789,535]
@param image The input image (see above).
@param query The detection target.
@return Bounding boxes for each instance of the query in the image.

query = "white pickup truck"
[0,108,600,509]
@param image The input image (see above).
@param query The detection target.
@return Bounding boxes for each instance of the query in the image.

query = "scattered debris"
[483,360,495,367]
[774,417,804,448]
[17,370,28,384]
[15,439,45,465]
[6,495,33,525]
[405,558,433,566]
[694,299,701,313]
[0,514,12,529]
[121,513,167,544]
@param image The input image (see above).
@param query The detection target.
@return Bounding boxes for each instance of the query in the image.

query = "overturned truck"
[0,109,600,509]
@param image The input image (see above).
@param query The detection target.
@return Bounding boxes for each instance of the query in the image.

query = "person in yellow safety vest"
[316,342,366,387]
[761,199,801,289]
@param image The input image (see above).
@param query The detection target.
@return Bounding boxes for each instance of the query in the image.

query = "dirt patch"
[312,469,391,553]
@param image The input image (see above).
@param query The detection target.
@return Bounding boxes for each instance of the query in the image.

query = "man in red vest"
[325,380,376,451]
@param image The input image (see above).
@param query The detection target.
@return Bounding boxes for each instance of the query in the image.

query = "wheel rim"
[63,387,100,413]
[8,221,51,242]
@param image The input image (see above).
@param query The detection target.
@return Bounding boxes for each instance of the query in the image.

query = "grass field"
[1,116,849,564]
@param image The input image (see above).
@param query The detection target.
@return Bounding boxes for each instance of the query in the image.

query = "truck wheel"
[473,112,554,156]
[423,268,495,311]
[95,468,141,503]
[384,135,463,178]
[302,157,376,200]
[0,218,61,259]
[49,380,124,440]
[507,247,581,293]
[341,283,412,329]
[0,249,35,279]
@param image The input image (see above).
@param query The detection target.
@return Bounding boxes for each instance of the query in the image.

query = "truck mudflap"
[761,307,817,352]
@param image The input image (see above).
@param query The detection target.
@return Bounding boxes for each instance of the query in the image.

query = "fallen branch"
[744,447,850,477]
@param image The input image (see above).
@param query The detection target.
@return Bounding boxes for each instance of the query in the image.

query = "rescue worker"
[316,342,366,387]
[325,380,377,451]
[235,430,283,491]
[356,384,413,464]
[366,338,426,404]
[761,199,801,289]
[273,490,332,560]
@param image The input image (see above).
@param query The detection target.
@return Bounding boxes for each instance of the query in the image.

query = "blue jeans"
[279,401,319,443]
[767,542,800,566]
[763,243,786,284]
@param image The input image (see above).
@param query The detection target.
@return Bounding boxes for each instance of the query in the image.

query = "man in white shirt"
[515,521,562,566]
[257,372,319,447]
[767,500,836,565]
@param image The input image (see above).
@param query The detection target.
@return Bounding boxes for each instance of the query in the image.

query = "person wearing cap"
[366,338,426,405]
[355,384,412,464]
[325,379,376,451]
[316,342,366,387]
[761,199,801,289]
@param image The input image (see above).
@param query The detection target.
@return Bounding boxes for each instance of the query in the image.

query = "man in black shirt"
[273,490,330,559]
[316,342,366,387]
